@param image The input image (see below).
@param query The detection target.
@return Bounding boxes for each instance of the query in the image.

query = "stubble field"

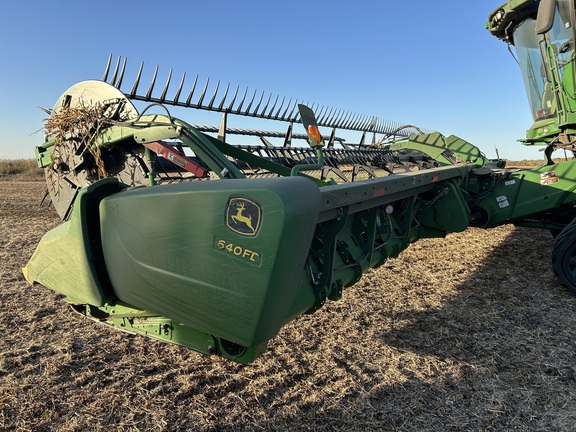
[1,178,575,431]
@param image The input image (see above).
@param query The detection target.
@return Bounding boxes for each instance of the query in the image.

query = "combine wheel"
[552,218,576,294]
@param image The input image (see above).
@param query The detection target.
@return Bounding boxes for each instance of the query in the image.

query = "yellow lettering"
[215,239,261,265]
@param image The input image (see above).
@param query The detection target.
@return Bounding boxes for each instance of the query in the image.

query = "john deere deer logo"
[226,197,261,236]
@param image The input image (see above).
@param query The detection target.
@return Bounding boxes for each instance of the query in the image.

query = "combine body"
[487,0,576,291]
[23,0,576,363]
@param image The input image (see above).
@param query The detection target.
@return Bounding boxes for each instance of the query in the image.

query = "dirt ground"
[1,178,575,431]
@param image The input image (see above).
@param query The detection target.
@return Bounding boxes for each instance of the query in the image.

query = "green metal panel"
[283,165,471,320]
[71,303,268,364]
[99,176,321,347]
[388,133,487,166]
[417,180,471,234]
[510,163,576,219]
[23,179,121,305]
[474,161,576,227]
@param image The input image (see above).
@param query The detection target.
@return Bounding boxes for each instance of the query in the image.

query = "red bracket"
[143,141,206,178]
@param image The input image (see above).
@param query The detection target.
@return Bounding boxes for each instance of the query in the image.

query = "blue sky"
[0,1,544,161]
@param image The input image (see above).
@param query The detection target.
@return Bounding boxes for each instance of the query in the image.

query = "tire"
[552,218,576,294]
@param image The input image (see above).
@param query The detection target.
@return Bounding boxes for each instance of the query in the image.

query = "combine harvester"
[24,0,576,363]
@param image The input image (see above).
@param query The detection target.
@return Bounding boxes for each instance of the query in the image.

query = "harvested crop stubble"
[1,178,576,431]
[45,103,110,181]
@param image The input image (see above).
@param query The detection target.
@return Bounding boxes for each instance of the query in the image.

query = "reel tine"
[323,107,336,125]
[316,105,326,118]
[235,87,249,113]
[380,118,389,135]
[159,68,173,102]
[353,114,368,130]
[273,96,286,118]
[383,119,391,135]
[114,57,127,89]
[130,61,144,98]
[316,105,327,124]
[110,56,121,88]
[323,107,335,125]
[173,71,186,104]
[328,107,341,125]
[333,110,347,128]
[355,114,368,131]
[317,105,328,124]
[253,92,268,116]
[244,89,259,114]
[329,109,343,127]
[381,119,390,135]
[266,94,279,117]
[366,115,376,131]
[280,97,293,120]
[185,75,199,106]
[196,77,210,107]
[335,109,348,126]
[342,111,355,129]
[378,118,385,134]
[227,85,240,111]
[351,114,367,132]
[339,111,351,129]
[367,116,377,132]
[145,65,159,100]
[260,93,273,117]
[352,113,364,130]
[102,54,113,83]
[347,112,360,129]
[286,100,299,121]
[218,82,231,111]
[207,80,220,109]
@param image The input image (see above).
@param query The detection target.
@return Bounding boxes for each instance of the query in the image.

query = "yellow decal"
[215,239,261,265]
[226,197,262,236]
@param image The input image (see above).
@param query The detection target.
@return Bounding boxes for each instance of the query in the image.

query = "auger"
[24,0,576,363]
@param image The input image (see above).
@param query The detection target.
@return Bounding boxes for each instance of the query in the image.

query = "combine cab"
[24,24,576,362]
[488,0,576,153]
